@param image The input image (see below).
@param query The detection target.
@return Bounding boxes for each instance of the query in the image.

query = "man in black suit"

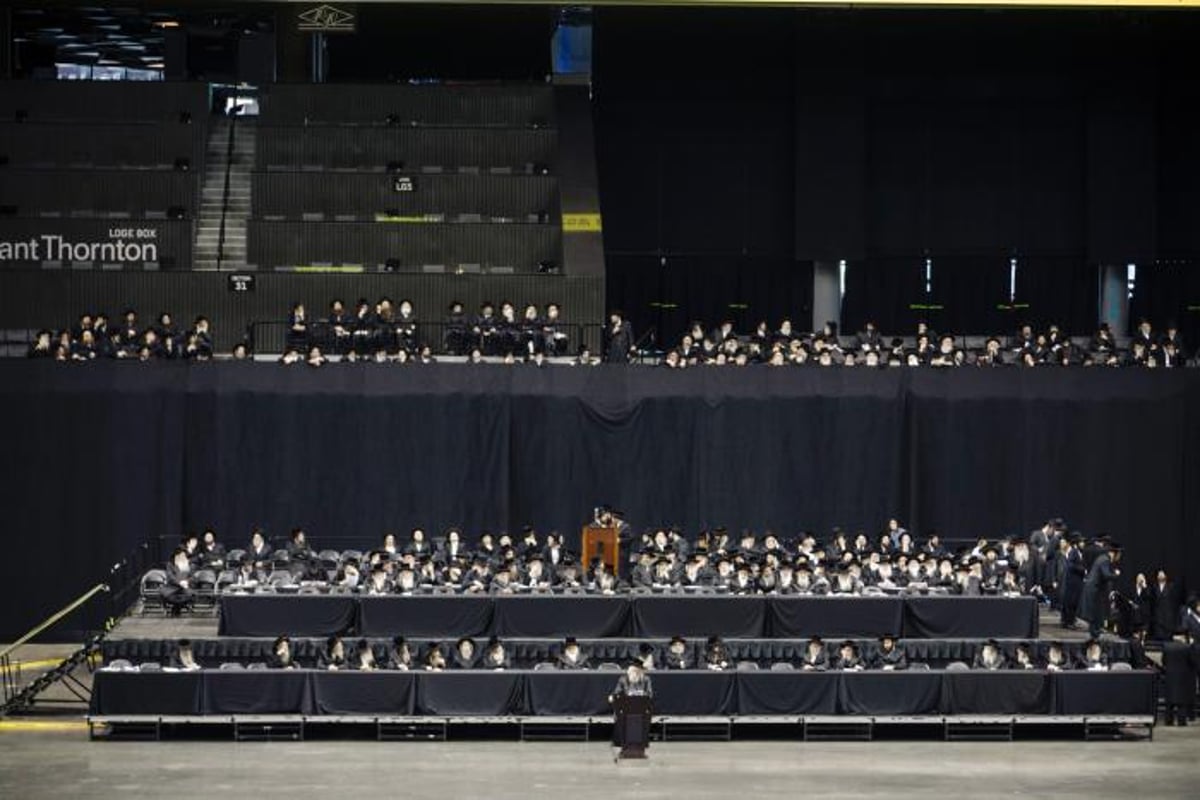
[1132,572,1155,634]
[442,301,467,355]
[1163,599,1200,726]
[472,301,498,355]
[1059,535,1087,629]
[1081,542,1122,638]
[1130,318,1158,354]
[556,637,590,670]
[286,527,319,580]
[1151,569,1182,641]
[604,310,634,364]
[327,299,352,355]
[609,661,653,702]
[833,640,864,671]
[869,634,908,671]
[972,639,1008,670]
[663,636,691,669]
[855,321,882,353]
[799,636,828,671]
[269,636,300,669]
[168,639,202,671]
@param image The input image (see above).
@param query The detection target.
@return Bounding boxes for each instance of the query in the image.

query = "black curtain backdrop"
[0,366,185,640]
[593,7,803,342]
[604,255,814,351]
[594,9,1200,336]
[2,362,1199,640]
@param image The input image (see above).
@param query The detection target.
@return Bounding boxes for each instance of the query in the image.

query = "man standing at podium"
[610,661,654,702]
[610,661,654,760]
[589,505,632,580]
[592,505,630,539]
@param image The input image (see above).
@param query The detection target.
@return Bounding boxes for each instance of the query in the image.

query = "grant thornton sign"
[0,227,162,264]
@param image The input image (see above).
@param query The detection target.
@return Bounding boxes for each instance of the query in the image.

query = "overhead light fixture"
[155,21,181,29]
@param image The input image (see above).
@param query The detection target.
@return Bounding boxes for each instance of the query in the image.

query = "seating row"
[247,221,559,272]
[257,84,554,127]
[0,122,204,170]
[256,125,555,171]
[102,636,1137,671]
[252,172,557,218]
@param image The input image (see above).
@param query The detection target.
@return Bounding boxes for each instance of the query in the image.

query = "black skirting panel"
[89,669,1156,718]
[217,594,1037,640]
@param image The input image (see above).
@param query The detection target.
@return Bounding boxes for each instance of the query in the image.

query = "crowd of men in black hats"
[154,515,1187,643]
[660,318,1192,368]
[30,304,1191,368]
[140,516,1200,722]
[152,631,1129,675]
[26,309,216,361]
[279,298,579,366]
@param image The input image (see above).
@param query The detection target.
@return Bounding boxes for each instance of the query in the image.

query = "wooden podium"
[581,525,619,573]
[613,694,651,758]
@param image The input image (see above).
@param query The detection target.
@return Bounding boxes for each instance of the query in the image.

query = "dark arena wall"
[594,7,1200,341]
[1,362,1198,641]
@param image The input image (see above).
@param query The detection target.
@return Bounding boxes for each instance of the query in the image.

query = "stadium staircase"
[0,635,104,717]
[193,115,255,270]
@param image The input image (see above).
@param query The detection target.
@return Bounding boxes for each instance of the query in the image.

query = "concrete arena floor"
[1,729,1197,800]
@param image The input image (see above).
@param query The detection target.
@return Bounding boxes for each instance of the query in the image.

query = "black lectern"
[612,694,651,759]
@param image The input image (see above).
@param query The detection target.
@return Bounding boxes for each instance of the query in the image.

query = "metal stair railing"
[0,537,158,716]
[216,114,238,270]
[0,584,108,716]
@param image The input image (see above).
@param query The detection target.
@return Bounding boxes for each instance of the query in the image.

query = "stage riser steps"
[519,721,590,741]
[804,722,873,741]
[378,721,447,741]
[88,715,1156,743]
[945,721,1014,741]
[659,722,731,742]
[233,721,303,742]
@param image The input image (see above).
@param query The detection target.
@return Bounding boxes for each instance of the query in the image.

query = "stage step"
[1084,718,1153,742]
[944,719,1013,741]
[233,719,303,742]
[87,714,1157,742]
[91,719,160,741]
[519,719,590,741]
[659,718,731,741]
[377,719,447,741]
[803,719,873,741]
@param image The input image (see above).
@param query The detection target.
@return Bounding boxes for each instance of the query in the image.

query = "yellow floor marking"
[0,719,88,732]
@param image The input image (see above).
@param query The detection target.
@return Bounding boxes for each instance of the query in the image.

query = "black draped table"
[903,597,1040,639]
[217,595,358,637]
[91,668,1151,717]
[218,594,1038,639]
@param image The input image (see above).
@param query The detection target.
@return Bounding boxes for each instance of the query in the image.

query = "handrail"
[0,583,110,662]
[215,114,238,270]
